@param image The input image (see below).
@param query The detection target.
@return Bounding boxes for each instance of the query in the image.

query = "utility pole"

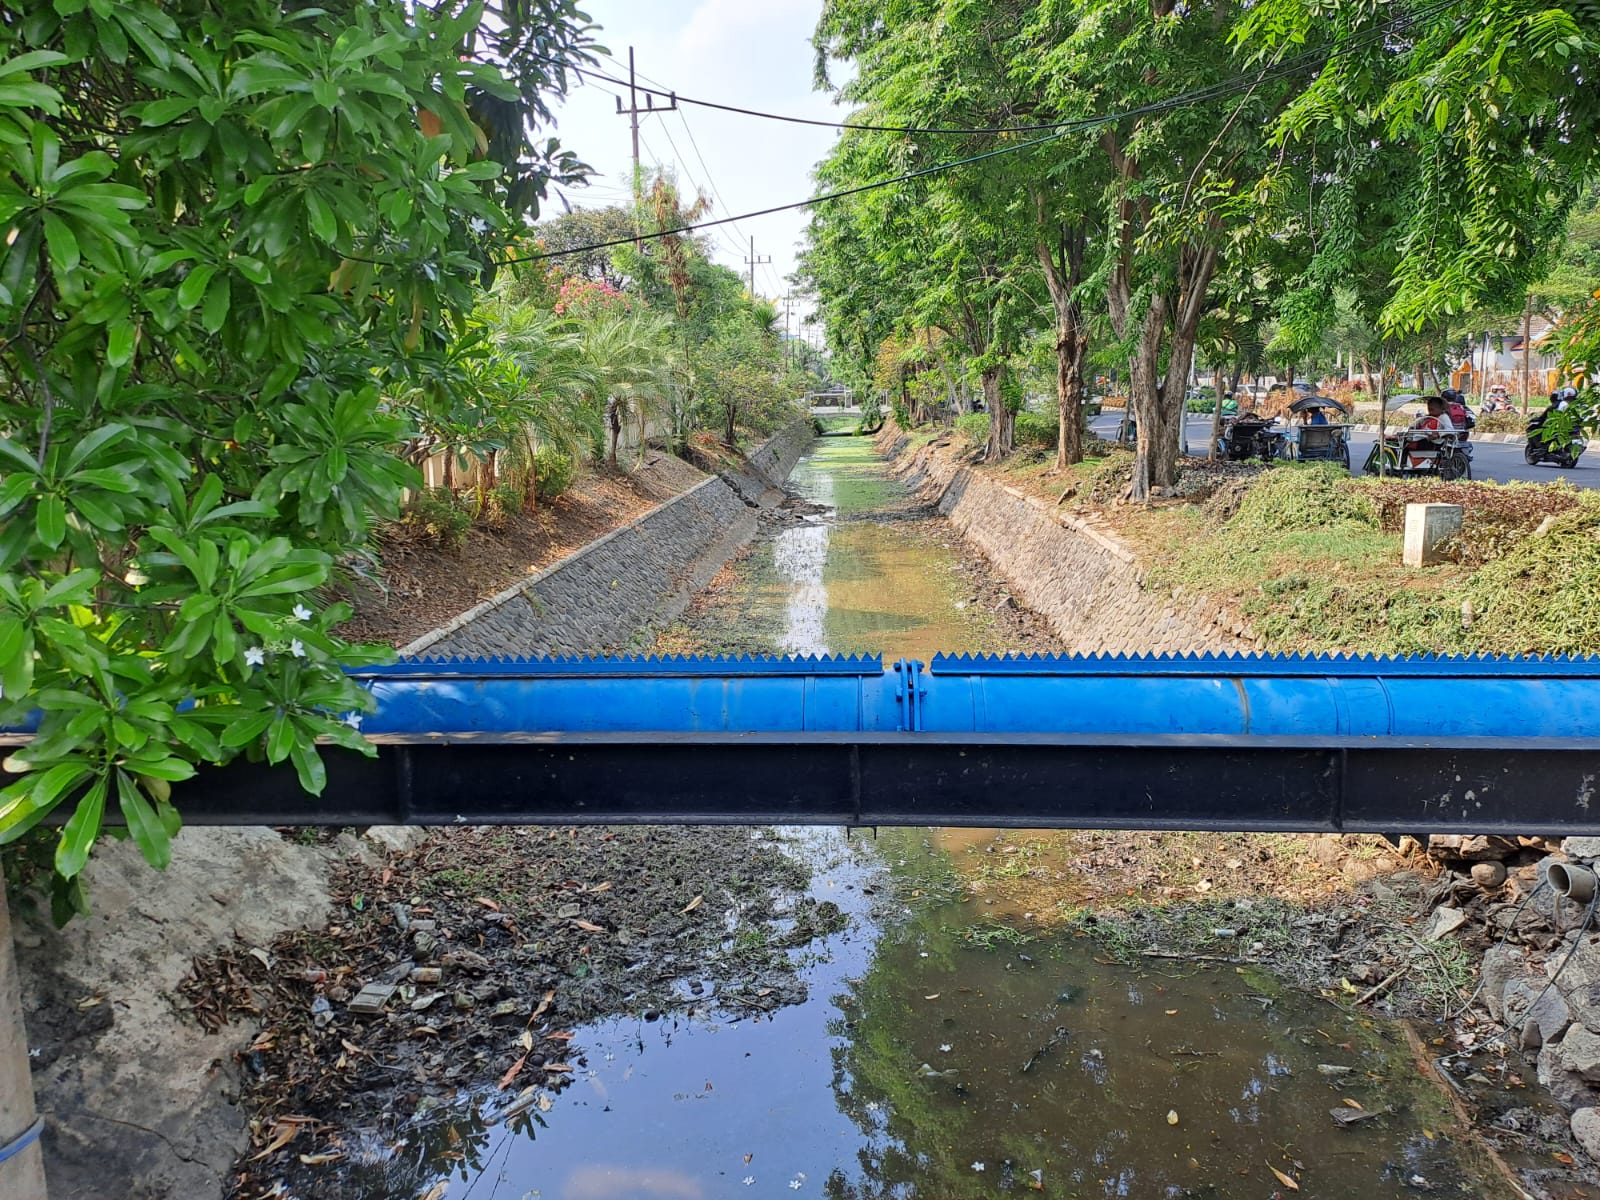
[614,47,676,250]
[782,292,793,369]
[743,236,771,297]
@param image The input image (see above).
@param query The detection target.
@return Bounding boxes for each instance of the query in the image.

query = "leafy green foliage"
[1223,465,1381,538]
[530,446,576,503]
[0,0,592,911]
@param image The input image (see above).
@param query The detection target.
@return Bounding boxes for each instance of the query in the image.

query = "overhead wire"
[551,3,1451,138]
[500,27,1391,268]
[493,4,1453,269]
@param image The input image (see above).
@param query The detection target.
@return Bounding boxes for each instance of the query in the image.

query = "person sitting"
[1400,396,1456,459]
[1306,407,1330,426]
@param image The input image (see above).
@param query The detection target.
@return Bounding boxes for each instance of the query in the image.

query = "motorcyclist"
[1525,387,1586,468]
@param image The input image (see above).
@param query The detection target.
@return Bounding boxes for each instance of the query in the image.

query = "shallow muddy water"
[394,437,1509,1200]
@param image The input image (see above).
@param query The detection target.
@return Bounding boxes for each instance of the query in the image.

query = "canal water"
[415,435,1507,1199]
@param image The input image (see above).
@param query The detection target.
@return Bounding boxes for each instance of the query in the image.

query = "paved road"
[1086,414,1592,487]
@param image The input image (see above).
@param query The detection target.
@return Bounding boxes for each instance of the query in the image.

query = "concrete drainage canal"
[266,437,1573,1200]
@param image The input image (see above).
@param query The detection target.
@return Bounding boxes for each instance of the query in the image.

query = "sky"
[538,0,846,339]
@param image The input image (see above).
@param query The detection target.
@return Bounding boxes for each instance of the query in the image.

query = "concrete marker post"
[1403,503,1463,568]
[0,885,47,1199]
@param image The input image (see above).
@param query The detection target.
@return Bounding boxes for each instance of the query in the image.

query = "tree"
[811,0,1043,462]
[1238,0,1600,337]
[0,0,593,915]
[533,206,638,288]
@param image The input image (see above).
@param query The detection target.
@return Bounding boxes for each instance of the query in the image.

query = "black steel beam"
[122,733,1600,836]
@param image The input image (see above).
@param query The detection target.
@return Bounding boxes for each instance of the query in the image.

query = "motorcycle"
[1525,406,1587,469]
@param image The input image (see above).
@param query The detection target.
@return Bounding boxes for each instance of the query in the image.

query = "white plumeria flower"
[244,646,265,667]
[292,603,313,622]
[469,217,491,234]
[972,1162,985,1172]
[289,639,305,658]
[939,1044,952,1053]
[341,712,363,730]
[865,1101,879,1112]
[742,1178,754,1187]
[788,1182,802,1191]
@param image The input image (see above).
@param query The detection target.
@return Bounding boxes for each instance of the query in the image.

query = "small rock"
[1471,860,1508,889]
[452,991,475,1012]
[1556,1024,1600,1083]
[441,949,491,974]
[1426,906,1469,941]
[557,903,582,920]
[1537,1041,1600,1109]
[1562,838,1600,861]
[1503,978,1571,1050]
[1572,1108,1600,1161]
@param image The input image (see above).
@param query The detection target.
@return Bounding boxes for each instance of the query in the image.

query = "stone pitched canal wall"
[404,418,815,659]
[886,432,1257,656]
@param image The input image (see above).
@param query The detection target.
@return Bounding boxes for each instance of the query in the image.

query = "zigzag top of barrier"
[348,650,1600,680]
[926,650,1600,676]
[358,652,885,677]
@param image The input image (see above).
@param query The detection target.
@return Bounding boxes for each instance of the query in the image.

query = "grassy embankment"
[933,414,1600,657]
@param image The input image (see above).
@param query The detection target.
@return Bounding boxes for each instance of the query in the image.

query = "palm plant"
[567,306,678,469]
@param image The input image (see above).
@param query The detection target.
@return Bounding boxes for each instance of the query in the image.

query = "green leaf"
[116,770,172,869]
[202,272,231,334]
[64,423,129,473]
[0,472,35,518]
[176,264,217,309]
[106,320,136,367]
[219,708,273,748]
[0,50,70,80]
[311,76,339,110]
[36,493,66,549]
[305,190,336,244]
[136,97,198,128]
[118,754,195,782]
[0,438,39,474]
[53,775,106,878]
[265,712,294,763]
[70,467,139,493]
[43,212,80,274]
[289,740,326,793]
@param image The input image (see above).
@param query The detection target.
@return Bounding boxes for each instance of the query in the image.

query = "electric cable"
[489,5,1455,268]
[552,3,1451,137]
[500,40,1344,268]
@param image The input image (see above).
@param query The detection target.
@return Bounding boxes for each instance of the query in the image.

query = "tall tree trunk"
[1035,215,1089,469]
[1209,357,1228,461]
[982,365,1014,461]
[1055,328,1087,468]
[606,396,621,469]
[1521,298,1534,414]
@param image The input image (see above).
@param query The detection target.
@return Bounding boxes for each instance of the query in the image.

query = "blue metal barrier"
[7,652,1600,832]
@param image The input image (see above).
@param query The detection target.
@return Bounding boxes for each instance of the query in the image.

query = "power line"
[548,6,1449,138]
[500,36,1381,268]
